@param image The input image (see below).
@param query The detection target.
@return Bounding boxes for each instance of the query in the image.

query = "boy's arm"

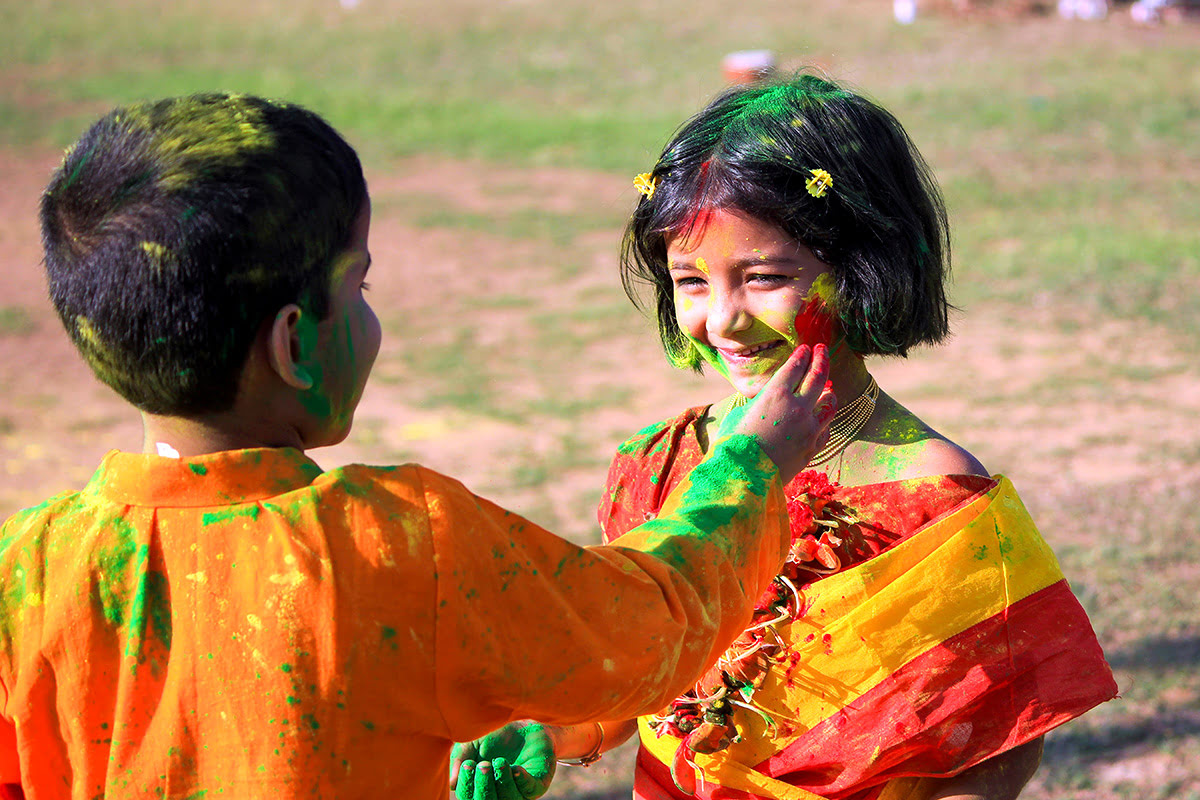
[431,345,833,741]
[427,431,790,739]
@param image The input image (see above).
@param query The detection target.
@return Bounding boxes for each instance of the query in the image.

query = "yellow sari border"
[640,476,1065,794]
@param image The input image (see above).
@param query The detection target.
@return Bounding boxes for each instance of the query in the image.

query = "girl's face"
[667,208,836,399]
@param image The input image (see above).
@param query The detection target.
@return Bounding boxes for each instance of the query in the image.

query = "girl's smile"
[667,208,836,398]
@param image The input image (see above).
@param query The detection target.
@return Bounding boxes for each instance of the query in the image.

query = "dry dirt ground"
[2,146,1199,797]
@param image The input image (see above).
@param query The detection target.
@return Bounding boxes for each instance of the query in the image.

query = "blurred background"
[1,0,1198,796]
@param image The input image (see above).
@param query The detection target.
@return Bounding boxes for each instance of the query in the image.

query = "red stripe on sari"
[635,579,1116,800]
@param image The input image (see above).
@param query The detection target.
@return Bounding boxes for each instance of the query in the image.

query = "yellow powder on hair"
[74,315,121,383]
[141,241,171,272]
[120,96,276,191]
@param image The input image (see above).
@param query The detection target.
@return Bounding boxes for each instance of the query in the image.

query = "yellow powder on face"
[808,272,838,306]
[696,256,709,274]
[326,251,357,295]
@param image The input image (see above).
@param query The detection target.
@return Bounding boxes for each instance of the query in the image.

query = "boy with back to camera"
[0,93,837,799]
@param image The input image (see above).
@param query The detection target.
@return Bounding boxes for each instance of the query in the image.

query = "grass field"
[1,1,1199,797]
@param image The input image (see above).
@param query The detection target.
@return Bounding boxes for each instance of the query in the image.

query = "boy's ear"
[267,304,314,390]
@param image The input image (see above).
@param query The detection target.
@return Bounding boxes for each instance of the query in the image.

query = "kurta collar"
[85,448,325,507]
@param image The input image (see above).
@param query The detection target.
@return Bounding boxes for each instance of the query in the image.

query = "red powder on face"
[792,293,836,348]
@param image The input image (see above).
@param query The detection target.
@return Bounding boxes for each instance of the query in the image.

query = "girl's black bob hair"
[621,72,952,369]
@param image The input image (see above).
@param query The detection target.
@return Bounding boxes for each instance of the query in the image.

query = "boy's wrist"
[704,433,782,489]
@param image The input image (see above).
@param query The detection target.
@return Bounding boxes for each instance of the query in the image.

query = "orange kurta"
[0,438,789,799]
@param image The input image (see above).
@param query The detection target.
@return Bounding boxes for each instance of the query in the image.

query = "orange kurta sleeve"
[0,715,18,785]
[426,433,791,742]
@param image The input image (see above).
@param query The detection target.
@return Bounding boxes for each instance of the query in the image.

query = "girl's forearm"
[548,718,639,761]
[927,738,1044,800]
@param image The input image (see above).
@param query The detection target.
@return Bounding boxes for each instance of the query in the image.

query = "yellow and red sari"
[599,408,1117,800]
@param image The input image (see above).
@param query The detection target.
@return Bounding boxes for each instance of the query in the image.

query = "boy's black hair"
[621,72,952,368]
[41,92,367,416]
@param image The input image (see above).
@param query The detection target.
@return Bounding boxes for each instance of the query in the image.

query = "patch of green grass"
[1027,479,1200,797]
[0,307,35,336]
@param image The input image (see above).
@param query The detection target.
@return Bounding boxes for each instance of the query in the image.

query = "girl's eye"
[673,276,708,289]
[361,281,372,291]
[748,273,789,286]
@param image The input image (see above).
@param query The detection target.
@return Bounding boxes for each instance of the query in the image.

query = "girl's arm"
[926,737,1044,800]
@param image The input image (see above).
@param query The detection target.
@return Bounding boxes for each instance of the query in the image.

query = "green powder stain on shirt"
[201,506,261,526]
[189,464,208,476]
[617,419,670,456]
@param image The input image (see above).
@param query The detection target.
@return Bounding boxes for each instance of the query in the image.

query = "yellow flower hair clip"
[634,172,660,200]
[806,168,833,198]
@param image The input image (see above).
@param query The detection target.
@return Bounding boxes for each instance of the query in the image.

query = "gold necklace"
[806,375,879,467]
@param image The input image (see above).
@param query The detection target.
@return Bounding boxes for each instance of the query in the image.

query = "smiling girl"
[451,74,1116,800]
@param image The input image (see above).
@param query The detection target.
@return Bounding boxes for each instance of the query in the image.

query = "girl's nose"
[707,289,751,338]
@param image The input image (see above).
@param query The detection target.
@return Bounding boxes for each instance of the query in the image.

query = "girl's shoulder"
[611,405,709,460]
[843,391,989,485]
[598,405,711,542]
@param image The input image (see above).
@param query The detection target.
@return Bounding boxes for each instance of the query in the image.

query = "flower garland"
[648,470,860,789]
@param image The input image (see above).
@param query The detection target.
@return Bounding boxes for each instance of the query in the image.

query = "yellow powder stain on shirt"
[250,647,268,669]
[246,614,263,631]
[186,571,208,584]
[268,570,303,586]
